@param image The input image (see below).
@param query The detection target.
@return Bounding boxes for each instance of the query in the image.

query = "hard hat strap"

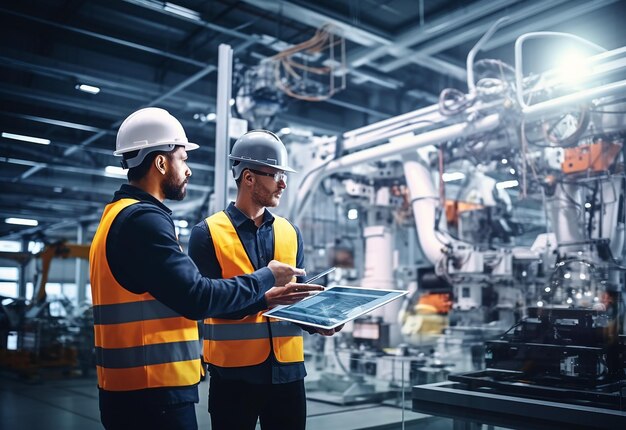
[121,144,175,169]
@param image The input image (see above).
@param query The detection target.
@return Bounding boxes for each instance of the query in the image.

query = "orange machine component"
[445,200,484,226]
[417,293,452,314]
[562,140,622,174]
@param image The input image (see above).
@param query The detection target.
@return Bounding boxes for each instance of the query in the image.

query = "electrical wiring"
[268,24,346,102]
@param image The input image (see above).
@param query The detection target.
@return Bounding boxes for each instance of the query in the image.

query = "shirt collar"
[226,202,275,228]
[113,183,172,215]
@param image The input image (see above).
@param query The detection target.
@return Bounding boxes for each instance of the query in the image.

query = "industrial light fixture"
[442,172,465,182]
[105,165,127,177]
[2,132,50,145]
[75,83,101,94]
[163,2,201,21]
[5,217,38,226]
[193,112,216,122]
[279,127,291,135]
[347,208,359,220]
[496,179,519,189]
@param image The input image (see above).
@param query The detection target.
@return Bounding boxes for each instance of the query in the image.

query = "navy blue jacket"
[188,202,308,384]
[99,184,275,409]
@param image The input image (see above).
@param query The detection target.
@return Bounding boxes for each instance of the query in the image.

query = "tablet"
[263,286,408,330]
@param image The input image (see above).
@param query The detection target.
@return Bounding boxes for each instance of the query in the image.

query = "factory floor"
[0,372,457,430]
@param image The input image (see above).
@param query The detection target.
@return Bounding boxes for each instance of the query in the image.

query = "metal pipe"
[467,16,510,95]
[213,44,233,211]
[292,114,501,222]
[522,80,626,121]
[514,32,607,109]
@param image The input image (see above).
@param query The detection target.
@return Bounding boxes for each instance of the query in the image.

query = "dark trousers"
[208,376,306,430]
[100,401,197,430]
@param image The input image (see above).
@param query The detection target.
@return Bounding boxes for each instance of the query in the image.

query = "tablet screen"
[263,286,407,329]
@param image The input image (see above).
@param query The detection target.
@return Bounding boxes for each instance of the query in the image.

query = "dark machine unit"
[450,304,626,410]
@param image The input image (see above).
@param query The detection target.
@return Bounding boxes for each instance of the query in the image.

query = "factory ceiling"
[0,0,624,242]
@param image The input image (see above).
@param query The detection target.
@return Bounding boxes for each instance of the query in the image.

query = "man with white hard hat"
[89,108,311,430]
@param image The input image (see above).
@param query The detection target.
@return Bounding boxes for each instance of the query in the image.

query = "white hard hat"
[115,107,199,169]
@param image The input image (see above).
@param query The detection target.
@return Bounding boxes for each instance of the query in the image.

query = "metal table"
[412,381,626,430]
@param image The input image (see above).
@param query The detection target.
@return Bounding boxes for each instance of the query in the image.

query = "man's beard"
[251,183,279,208]
[162,173,187,201]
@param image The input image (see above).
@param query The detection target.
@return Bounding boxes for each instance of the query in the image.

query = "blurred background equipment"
[0,242,94,379]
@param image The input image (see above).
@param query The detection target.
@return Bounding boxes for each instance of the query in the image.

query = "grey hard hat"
[229,130,296,179]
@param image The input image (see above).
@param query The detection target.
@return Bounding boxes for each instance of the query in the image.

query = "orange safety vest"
[90,198,202,391]
[202,211,303,367]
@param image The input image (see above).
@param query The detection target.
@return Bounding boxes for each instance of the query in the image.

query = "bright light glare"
[174,219,189,228]
[496,179,519,189]
[556,51,590,85]
[6,217,38,226]
[279,127,291,135]
[347,208,358,220]
[2,132,50,145]
[105,166,127,177]
[76,84,101,94]
[442,172,465,182]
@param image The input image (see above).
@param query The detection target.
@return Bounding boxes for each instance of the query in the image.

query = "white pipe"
[402,157,449,266]
[514,32,607,109]
[467,16,510,95]
[522,80,626,122]
[292,114,501,222]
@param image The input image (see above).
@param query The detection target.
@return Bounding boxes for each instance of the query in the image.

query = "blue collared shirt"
[188,202,307,384]
[100,185,275,407]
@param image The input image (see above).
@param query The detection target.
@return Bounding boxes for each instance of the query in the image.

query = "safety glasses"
[248,168,287,183]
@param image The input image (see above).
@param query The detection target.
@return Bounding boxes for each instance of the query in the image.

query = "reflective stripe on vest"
[90,198,201,391]
[202,211,303,367]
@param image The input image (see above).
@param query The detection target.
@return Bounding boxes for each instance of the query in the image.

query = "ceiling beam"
[241,0,466,80]
[377,0,571,73]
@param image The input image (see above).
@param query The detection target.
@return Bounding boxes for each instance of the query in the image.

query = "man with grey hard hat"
[90,109,305,430]
[189,130,338,430]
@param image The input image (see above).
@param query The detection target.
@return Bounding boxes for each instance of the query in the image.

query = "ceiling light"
[229,99,236,106]
[442,172,465,182]
[5,217,38,227]
[347,208,358,220]
[75,84,101,94]
[206,113,216,121]
[174,219,188,228]
[496,179,519,189]
[163,2,201,21]
[105,165,127,177]
[2,132,50,145]
[279,127,291,135]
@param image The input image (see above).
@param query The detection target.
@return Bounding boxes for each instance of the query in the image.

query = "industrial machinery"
[0,241,94,378]
[288,20,626,411]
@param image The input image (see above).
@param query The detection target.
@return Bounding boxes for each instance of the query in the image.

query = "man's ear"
[155,154,167,175]
[242,169,254,184]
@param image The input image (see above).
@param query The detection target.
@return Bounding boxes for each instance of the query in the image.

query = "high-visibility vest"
[90,198,202,391]
[202,211,303,367]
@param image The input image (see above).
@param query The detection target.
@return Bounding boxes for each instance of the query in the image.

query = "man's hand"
[265,282,324,307]
[267,260,306,286]
[316,324,344,336]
